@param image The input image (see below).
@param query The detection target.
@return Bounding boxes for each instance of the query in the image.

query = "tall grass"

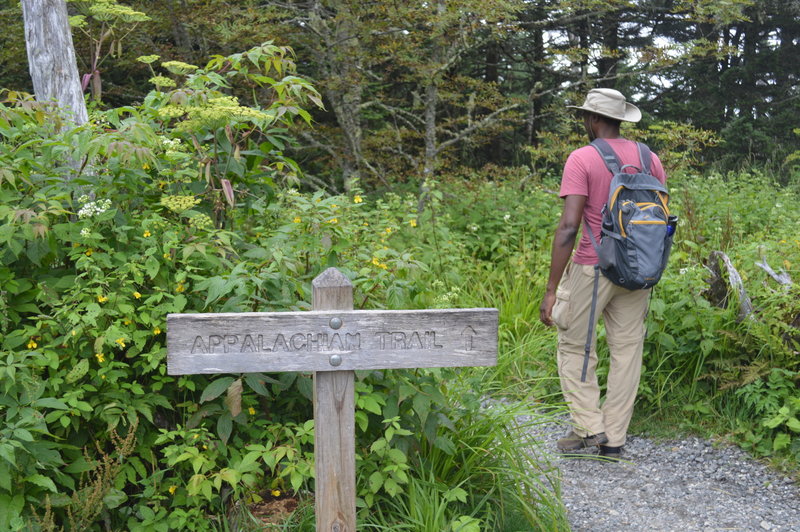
[363,393,570,531]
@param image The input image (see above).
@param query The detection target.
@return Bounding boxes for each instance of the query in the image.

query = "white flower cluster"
[80,227,91,237]
[160,137,182,150]
[77,197,112,219]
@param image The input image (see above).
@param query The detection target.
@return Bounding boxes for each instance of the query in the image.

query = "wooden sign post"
[167,268,498,532]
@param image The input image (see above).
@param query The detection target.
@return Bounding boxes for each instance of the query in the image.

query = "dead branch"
[755,256,793,286]
[704,251,755,322]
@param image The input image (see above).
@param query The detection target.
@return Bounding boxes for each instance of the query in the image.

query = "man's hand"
[540,290,556,327]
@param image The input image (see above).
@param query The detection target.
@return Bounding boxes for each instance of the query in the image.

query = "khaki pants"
[552,262,650,447]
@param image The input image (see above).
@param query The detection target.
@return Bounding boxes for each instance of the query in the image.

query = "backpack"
[578,138,677,382]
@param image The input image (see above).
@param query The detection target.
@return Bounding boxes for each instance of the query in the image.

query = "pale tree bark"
[308,0,365,192]
[421,0,446,183]
[21,0,88,127]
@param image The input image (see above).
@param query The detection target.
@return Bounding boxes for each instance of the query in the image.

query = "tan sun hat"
[567,88,642,123]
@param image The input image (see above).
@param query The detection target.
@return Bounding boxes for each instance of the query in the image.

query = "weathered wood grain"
[313,268,356,532]
[167,308,498,375]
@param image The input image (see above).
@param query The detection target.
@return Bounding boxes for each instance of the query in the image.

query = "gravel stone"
[525,416,800,531]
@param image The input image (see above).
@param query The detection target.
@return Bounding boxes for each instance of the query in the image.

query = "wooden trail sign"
[166,268,498,531]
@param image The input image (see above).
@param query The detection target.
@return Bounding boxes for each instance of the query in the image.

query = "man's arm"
[539,194,586,326]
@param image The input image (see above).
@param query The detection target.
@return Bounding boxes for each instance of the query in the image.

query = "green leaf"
[434,435,456,456]
[764,413,787,429]
[368,471,383,494]
[444,487,468,503]
[65,358,89,384]
[12,429,33,442]
[360,395,382,415]
[0,494,24,531]
[219,468,239,486]
[0,444,15,468]
[25,474,57,493]
[786,417,800,433]
[412,393,430,425]
[383,478,401,497]
[61,454,92,475]
[243,373,270,396]
[145,255,160,279]
[33,398,68,410]
[200,377,235,403]
[217,412,233,445]
[0,463,9,493]
[355,411,369,433]
[773,432,791,451]
[103,488,128,509]
[187,474,205,496]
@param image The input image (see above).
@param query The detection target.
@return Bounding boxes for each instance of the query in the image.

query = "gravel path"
[540,428,800,531]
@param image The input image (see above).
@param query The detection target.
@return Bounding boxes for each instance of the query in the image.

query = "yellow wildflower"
[372,257,380,266]
[271,489,281,497]
[115,337,126,348]
[410,219,417,228]
[85,249,94,256]
[385,227,392,234]
[143,230,152,237]
[293,217,301,223]
[193,434,199,439]
[27,339,38,349]
[331,204,338,209]
[248,407,256,415]
[143,163,150,170]
[97,295,108,303]
[95,352,105,363]
[168,485,177,495]
[176,283,186,293]
[124,319,132,325]
[354,195,363,203]
[133,291,142,299]
[153,327,161,335]
[328,218,338,224]
[71,330,77,336]
[380,263,388,270]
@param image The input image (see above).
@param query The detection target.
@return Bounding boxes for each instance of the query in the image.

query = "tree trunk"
[422,80,438,179]
[21,0,88,127]
[309,0,364,192]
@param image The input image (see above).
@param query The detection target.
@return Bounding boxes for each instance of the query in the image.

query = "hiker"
[539,88,668,460]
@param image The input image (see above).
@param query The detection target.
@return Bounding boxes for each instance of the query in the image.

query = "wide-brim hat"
[567,88,642,123]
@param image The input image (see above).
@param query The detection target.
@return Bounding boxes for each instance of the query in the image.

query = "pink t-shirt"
[560,138,667,265]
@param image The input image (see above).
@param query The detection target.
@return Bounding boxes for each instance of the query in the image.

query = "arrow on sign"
[461,326,476,351]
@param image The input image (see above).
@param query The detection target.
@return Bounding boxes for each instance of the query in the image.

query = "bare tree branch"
[435,103,521,154]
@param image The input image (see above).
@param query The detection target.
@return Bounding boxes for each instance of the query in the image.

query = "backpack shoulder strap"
[636,142,653,174]
[590,138,621,175]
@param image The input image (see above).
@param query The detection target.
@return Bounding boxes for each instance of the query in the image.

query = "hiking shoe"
[598,445,623,461]
[556,430,608,453]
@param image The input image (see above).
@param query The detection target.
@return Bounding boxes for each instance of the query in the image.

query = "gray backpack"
[579,139,676,382]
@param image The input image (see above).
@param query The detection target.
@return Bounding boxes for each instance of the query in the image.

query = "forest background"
[0,0,799,530]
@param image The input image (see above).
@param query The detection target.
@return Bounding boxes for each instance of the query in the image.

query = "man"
[539,88,667,460]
